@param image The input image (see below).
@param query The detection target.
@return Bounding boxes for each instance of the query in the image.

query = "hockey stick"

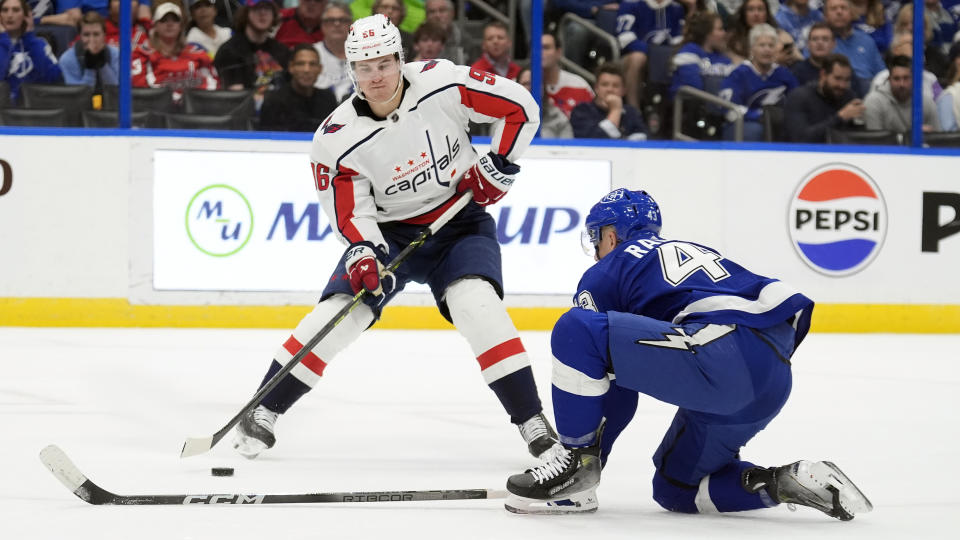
[42,445,506,505]
[180,192,474,458]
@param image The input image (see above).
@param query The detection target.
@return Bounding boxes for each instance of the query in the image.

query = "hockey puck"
[211,467,234,477]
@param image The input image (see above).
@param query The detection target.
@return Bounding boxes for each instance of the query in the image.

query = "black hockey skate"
[742,460,873,521]
[505,445,601,514]
[232,405,279,459]
[517,412,560,459]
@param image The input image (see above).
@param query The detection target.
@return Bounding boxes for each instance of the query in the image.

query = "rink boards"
[0,133,957,332]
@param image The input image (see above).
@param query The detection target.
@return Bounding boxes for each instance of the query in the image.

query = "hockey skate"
[232,405,279,459]
[742,460,873,521]
[504,444,601,514]
[517,412,560,459]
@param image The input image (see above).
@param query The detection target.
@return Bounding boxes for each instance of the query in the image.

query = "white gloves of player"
[457,151,520,206]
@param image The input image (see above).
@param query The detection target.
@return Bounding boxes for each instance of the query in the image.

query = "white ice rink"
[2,327,958,539]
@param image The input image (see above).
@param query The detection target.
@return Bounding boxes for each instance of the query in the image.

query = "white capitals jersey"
[308,59,540,252]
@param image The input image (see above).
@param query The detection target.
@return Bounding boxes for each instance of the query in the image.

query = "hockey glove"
[344,242,395,306]
[457,151,520,206]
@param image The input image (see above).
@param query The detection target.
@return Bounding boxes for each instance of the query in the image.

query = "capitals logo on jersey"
[420,60,439,72]
[788,164,887,276]
[321,119,345,134]
[385,131,461,196]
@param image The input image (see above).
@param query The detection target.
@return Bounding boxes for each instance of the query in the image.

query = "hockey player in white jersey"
[233,14,558,461]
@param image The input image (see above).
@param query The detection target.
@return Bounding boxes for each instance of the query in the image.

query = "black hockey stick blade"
[179,193,472,459]
[40,445,506,506]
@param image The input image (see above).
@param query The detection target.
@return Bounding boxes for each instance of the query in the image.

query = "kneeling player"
[504,189,872,520]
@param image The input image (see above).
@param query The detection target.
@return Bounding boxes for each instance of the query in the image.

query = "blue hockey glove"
[457,151,520,206]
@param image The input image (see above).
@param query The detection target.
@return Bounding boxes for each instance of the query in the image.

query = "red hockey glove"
[456,152,520,206]
[344,242,395,306]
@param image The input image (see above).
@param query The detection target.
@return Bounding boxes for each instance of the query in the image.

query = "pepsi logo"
[788,164,887,276]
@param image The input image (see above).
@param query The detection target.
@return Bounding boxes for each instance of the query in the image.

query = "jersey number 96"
[312,163,330,191]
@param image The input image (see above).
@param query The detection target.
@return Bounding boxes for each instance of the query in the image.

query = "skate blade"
[504,492,598,515]
[232,433,266,460]
[813,461,873,516]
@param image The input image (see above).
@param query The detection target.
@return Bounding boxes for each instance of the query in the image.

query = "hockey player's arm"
[312,159,387,252]
[454,64,539,162]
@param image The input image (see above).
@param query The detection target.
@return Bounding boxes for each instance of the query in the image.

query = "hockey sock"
[549,309,612,447]
[445,278,542,424]
[258,295,373,413]
[652,461,776,514]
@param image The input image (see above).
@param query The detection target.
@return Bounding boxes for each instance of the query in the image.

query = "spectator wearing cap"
[276,0,325,50]
[105,0,149,50]
[570,62,648,141]
[132,2,218,103]
[936,43,960,131]
[214,0,289,106]
[372,0,412,60]
[470,20,520,79]
[186,0,231,59]
[784,53,865,142]
[312,0,352,101]
[59,10,119,88]
[260,43,337,131]
[410,20,445,62]
[1,0,62,102]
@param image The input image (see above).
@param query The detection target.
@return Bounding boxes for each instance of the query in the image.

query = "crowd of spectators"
[1,0,959,142]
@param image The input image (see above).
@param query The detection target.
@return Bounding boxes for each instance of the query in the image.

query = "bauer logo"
[185,184,254,257]
[788,164,887,276]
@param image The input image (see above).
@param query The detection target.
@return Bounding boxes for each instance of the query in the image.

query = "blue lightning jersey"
[719,62,798,122]
[616,0,686,54]
[574,234,813,347]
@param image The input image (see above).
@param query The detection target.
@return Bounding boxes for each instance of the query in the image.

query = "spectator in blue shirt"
[719,23,799,140]
[669,11,734,99]
[571,62,648,140]
[617,0,686,108]
[58,10,118,88]
[1,0,62,101]
[851,0,892,54]
[776,0,824,51]
[825,0,885,88]
[925,0,959,55]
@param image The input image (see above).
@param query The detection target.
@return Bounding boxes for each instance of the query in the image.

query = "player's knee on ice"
[551,308,610,379]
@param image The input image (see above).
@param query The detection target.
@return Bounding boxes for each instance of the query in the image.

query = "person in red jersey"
[131,2,218,103]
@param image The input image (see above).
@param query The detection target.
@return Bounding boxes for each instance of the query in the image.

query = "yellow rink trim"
[0,298,958,333]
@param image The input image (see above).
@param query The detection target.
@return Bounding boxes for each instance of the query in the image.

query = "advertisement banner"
[153,150,611,294]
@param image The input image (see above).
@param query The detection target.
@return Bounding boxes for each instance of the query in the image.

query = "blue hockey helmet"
[582,188,662,254]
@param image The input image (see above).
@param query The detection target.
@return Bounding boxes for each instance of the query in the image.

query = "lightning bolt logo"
[634,324,736,353]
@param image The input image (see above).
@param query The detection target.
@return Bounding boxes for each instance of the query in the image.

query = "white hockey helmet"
[345,14,405,99]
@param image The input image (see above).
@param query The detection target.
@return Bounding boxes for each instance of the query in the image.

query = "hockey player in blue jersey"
[504,189,873,521]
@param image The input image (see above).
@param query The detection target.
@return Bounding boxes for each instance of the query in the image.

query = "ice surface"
[2,327,958,539]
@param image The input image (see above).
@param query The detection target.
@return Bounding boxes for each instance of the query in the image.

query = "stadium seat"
[103,86,176,113]
[183,89,255,117]
[827,128,903,146]
[81,110,154,128]
[762,105,787,143]
[923,131,960,147]
[0,81,10,109]
[20,84,93,126]
[165,112,244,130]
[0,108,69,127]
